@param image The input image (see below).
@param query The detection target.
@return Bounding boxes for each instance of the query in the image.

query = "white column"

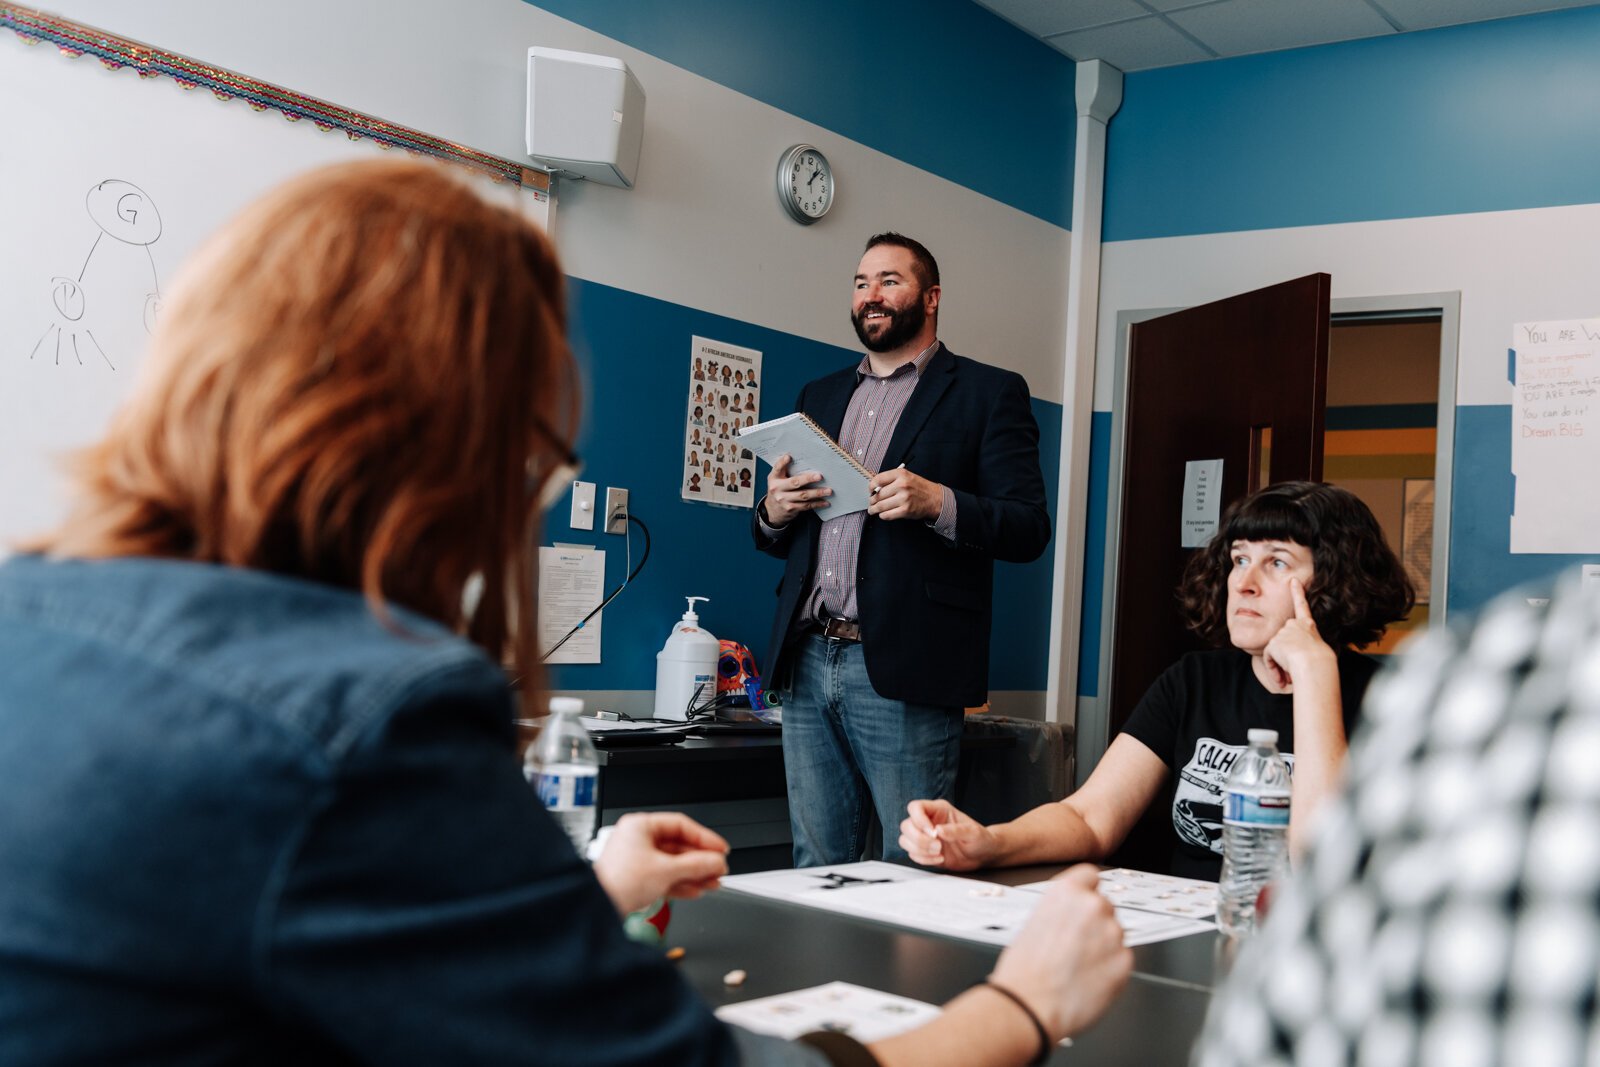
[1044,60,1122,726]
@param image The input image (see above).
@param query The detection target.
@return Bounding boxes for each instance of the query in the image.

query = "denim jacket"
[0,555,817,1066]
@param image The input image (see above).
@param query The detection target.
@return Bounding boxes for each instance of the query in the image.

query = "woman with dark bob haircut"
[901,481,1413,881]
[0,159,1131,1067]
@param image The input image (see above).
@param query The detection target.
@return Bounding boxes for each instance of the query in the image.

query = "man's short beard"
[852,295,927,353]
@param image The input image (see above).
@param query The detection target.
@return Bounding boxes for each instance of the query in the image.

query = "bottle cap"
[1247,728,1279,745]
[549,696,585,715]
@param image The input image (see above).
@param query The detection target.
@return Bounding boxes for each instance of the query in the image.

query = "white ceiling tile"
[1371,0,1600,32]
[971,0,1600,72]
[1168,0,1399,57]
[1035,36,1086,62]
[1050,15,1215,69]
[973,0,1149,37]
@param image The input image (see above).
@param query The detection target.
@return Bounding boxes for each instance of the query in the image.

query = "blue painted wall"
[517,1,1075,694]
[532,2,1600,700]
[526,0,1078,228]
[1081,6,1600,686]
[1104,6,1600,241]
[547,277,1062,692]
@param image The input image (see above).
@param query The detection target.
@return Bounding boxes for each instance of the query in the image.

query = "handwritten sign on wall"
[1510,318,1600,553]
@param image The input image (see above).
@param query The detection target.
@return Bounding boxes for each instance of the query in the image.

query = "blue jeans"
[781,633,963,867]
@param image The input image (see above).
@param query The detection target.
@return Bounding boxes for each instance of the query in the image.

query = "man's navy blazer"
[751,345,1050,708]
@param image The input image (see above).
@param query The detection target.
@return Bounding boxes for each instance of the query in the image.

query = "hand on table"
[899,799,999,871]
[592,812,729,917]
[990,865,1132,1040]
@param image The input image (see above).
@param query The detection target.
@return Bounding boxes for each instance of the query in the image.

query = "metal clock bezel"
[776,143,834,225]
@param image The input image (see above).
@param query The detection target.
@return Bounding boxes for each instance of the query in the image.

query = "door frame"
[1078,291,1461,785]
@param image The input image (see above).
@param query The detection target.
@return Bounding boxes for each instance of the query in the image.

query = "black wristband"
[977,978,1052,1066]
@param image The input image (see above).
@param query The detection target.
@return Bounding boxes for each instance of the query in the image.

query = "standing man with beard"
[753,233,1051,866]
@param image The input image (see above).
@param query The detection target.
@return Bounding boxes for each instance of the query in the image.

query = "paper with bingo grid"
[721,862,1037,946]
[1099,867,1218,919]
[716,981,1074,1049]
[1020,867,1216,921]
[723,861,1215,947]
[716,982,942,1042]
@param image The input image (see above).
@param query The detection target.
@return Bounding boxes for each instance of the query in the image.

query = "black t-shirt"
[1119,648,1378,881]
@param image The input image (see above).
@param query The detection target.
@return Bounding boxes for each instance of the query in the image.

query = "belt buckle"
[822,617,860,642]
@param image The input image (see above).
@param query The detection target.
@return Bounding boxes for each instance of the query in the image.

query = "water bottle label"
[1223,790,1290,827]
[536,771,596,812]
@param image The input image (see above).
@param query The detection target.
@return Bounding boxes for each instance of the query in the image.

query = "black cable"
[586,685,726,727]
[608,690,745,727]
[540,514,651,661]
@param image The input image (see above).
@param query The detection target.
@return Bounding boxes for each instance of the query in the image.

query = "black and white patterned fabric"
[1194,571,1600,1067]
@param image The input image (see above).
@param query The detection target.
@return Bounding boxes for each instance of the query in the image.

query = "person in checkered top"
[1195,568,1600,1067]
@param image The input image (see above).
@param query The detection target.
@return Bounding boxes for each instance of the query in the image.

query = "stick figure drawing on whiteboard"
[28,179,164,371]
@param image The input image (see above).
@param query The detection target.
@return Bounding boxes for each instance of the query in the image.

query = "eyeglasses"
[528,415,583,512]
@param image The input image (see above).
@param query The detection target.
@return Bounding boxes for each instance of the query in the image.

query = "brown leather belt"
[818,616,861,642]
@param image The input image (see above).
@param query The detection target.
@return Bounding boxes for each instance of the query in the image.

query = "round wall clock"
[776,144,834,224]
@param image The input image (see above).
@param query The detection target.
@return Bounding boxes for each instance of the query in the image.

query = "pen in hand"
[870,463,906,495]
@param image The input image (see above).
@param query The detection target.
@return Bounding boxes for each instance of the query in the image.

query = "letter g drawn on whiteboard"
[28,179,164,371]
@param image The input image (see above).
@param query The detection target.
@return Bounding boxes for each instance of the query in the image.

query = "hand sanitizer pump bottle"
[654,596,718,721]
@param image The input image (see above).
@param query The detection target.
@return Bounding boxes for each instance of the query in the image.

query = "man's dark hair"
[863,232,940,289]
[1177,481,1415,649]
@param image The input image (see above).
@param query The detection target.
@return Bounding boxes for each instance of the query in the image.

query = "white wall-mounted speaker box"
[525,47,645,188]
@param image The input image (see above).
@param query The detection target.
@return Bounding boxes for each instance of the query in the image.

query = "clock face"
[778,145,833,223]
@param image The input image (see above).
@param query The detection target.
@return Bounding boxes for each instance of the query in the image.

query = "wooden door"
[1108,274,1331,739]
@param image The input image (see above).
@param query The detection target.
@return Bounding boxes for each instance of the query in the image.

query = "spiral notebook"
[738,412,873,517]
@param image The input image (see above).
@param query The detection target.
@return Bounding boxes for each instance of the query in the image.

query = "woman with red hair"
[0,159,1128,1067]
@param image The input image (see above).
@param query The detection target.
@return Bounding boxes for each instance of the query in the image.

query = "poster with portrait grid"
[681,336,761,508]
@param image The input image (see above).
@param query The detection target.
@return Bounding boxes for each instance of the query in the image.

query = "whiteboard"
[0,36,524,550]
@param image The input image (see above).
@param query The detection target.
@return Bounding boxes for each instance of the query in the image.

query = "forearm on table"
[988,799,1108,867]
[868,987,1042,1067]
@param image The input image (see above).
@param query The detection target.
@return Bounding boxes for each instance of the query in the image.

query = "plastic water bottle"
[1217,728,1292,938]
[526,696,599,854]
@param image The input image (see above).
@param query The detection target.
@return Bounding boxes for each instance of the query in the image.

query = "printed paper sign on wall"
[682,336,761,509]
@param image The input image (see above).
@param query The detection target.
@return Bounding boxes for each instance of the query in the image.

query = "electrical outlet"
[604,487,629,535]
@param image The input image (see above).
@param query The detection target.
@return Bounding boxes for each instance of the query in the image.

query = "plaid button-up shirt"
[760,340,956,625]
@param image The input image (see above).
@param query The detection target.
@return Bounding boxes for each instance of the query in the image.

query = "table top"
[596,734,783,766]
[596,726,1017,766]
[669,872,1227,1066]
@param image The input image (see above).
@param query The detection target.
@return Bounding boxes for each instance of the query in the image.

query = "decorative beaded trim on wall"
[0,4,541,189]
